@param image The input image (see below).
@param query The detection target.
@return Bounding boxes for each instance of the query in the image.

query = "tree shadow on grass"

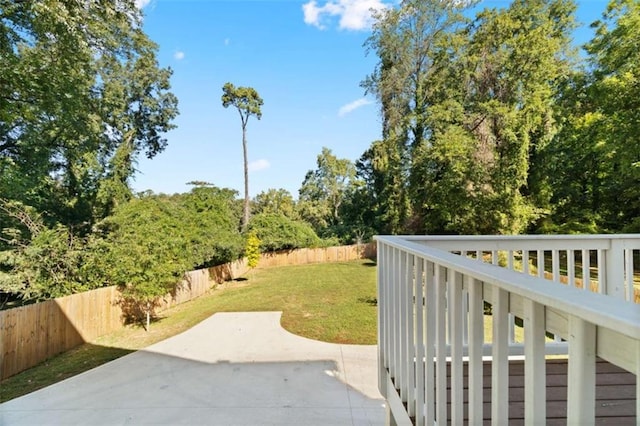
[0,343,134,403]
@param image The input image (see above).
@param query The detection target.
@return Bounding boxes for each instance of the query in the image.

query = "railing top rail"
[393,234,640,241]
[386,234,640,250]
[375,235,640,340]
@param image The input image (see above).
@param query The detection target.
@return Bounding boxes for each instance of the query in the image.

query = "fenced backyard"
[0,244,374,380]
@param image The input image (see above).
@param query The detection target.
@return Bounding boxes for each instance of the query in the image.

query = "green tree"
[364,0,576,234]
[298,147,357,239]
[583,0,640,231]
[0,200,87,301]
[0,0,178,230]
[221,83,263,231]
[90,197,188,330]
[537,72,605,233]
[85,186,243,329]
[457,0,576,234]
[252,188,298,219]
[362,0,468,234]
[248,213,320,252]
[527,0,639,233]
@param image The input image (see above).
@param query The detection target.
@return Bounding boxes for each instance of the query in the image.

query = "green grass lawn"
[0,259,378,402]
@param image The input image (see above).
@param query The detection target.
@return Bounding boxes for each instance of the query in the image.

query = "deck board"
[435,357,637,424]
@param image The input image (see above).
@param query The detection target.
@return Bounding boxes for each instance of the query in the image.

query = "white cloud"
[134,0,151,9]
[303,0,389,31]
[224,38,231,46]
[173,51,185,60]
[338,97,373,117]
[249,159,270,172]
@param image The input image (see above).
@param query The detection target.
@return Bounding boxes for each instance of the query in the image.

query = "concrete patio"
[0,312,385,425]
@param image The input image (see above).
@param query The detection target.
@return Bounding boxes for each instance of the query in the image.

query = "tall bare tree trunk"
[242,125,250,230]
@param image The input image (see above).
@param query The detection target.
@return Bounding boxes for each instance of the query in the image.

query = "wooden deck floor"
[442,357,637,425]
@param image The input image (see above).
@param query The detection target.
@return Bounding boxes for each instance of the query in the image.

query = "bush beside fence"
[0,244,374,380]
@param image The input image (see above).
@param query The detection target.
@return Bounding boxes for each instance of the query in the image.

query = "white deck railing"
[376,235,640,425]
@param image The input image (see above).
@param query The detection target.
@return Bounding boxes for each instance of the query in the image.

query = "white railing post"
[414,258,425,425]
[449,270,464,425]
[425,261,436,426]
[567,316,596,425]
[491,286,509,425]
[468,277,484,426]
[435,265,447,424]
[524,299,546,425]
[398,250,408,406]
[605,239,625,300]
[377,241,387,397]
[405,254,415,418]
[625,248,634,301]
[636,340,640,423]
[390,248,398,382]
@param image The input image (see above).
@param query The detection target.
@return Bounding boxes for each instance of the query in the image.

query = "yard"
[0,259,378,402]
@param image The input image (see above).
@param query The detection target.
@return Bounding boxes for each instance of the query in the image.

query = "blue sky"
[131,0,608,199]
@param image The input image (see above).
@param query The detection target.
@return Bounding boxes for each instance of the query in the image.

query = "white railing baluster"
[552,249,560,283]
[468,277,484,426]
[625,248,633,301]
[537,250,544,278]
[567,316,596,425]
[449,270,464,425]
[398,250,408,403]
[406,254,415,417]
[425,261,436,426]
[390,247,398,380]
[462,289,469,346]
[568,249,576,288]
[597,248,605,294]
[582,249,590,291]
[435,265,447,424]
[492,286,509,425]
[508,253,517,344]
[384,244,390,381]
[414,258,425,425]
[523,250,530,275]
[524,299,546,425]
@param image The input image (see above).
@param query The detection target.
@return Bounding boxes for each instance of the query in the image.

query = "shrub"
[249,213,321,252]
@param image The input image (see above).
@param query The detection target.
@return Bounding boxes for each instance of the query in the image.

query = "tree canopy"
[0,0,178,231]
[2,0,639,310]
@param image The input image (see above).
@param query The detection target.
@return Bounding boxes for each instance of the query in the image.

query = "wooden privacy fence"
[0,286,123,381]
[259,243,375,268]
[0,243,375,380]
